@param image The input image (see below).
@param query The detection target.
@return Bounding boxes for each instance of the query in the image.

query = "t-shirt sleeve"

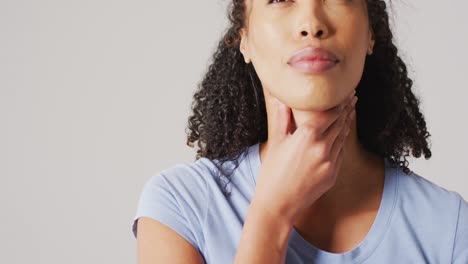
[452,193,468,264]
[131,171,207,254]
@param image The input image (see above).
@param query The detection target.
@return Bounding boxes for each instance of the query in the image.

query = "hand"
[252,91,357,224]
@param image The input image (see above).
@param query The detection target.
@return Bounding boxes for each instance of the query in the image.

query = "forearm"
[233,199,293,264]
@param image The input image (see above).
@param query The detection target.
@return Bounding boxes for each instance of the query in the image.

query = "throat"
[293,207,381,253]
[292,160,385,253]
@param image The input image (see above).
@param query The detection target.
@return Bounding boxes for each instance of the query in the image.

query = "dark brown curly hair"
[185,0,432,196]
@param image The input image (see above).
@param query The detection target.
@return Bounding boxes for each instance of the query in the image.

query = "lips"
[288,46,339,74]
[288,46,339,64]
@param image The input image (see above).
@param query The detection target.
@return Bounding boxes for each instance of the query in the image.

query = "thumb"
[269,97,292,143]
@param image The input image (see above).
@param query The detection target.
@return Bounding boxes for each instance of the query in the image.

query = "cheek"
[249,21,287,65]
[249,23,289,91]
[339,23,369,84]
[246,13,370,110]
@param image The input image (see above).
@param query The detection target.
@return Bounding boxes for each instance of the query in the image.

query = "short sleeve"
[452,193,468,264]
[131,171,206,254]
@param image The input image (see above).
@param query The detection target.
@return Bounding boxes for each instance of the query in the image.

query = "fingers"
[299,90,356,136]
[265,89,355,145]
[320,91,356,134]
[323,95,358,144]
[330,102,356,163]
[274,98,292,138]
[334,145,345,175]
[267,96,292,144]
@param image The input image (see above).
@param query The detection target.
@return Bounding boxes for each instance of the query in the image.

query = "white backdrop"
[1,0,467,263]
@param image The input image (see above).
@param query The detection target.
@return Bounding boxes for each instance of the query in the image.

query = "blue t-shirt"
[132,143,468,264]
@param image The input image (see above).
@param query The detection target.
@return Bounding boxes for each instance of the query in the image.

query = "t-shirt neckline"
[246,142,399,262]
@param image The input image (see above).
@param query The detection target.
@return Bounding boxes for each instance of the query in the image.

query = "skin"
[138,1,385,262]
[137,217,205,263]
[240,0,375,112]
[239,0,385,253]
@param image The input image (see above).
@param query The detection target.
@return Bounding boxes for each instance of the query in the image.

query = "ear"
[239,28,251,64]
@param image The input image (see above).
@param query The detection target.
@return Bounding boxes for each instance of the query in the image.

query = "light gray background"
[1,0,467,263]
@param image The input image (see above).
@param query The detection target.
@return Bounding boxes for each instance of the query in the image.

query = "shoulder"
[156,146,253,196]
[156,157,218,195]
[396,168,461,209]
[140,157,226,216]
[143,150,252,209]
[132,157,223,252]
[399,172,468,262]
[391,167,464,234]
[393,167,468,234]
[390,167,468,258]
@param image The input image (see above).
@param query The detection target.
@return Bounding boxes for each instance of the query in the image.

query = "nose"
[296,3,330,40]
[300,28,325,39]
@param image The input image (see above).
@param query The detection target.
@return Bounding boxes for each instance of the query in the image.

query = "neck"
[259,107,385,218]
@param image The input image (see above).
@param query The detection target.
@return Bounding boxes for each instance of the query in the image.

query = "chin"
[286,100,334,112]
[288,93,342,112]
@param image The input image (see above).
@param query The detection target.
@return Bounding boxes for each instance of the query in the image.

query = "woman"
[132,0,468,263]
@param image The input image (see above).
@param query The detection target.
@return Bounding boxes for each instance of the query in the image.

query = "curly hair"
[185,0,432,196]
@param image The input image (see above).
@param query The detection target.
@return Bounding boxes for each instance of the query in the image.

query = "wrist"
[249,196,297,228]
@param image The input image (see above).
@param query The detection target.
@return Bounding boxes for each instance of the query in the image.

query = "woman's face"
[240,0,374,111]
